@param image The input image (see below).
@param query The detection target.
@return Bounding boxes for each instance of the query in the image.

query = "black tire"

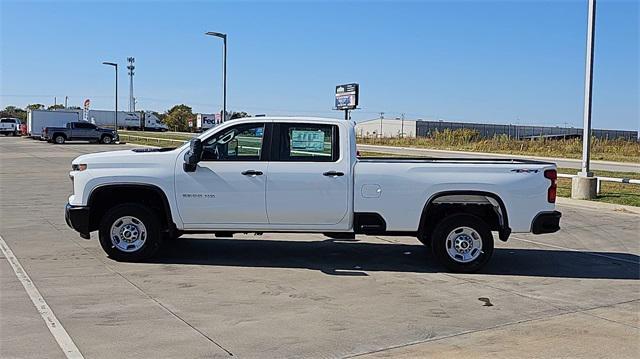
[98,203,162,261]
[100,135,113,144]
[53,135,65,144]
[431,214,494,273]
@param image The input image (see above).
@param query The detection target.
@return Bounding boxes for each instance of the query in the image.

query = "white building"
[355,118,417,138]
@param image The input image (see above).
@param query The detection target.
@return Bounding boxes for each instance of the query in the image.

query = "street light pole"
[205,31,227,122]
[572,0,598,200]
[103,62,118,130]
[580,0,597,176]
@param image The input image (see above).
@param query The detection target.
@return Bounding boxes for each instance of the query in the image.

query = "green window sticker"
[291,130,325,152]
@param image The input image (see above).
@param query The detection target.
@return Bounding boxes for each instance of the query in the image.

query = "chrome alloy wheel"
[445,226,483,263]
[110,216,147,252]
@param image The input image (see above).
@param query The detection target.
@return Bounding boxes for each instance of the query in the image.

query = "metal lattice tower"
[127,57,135,112]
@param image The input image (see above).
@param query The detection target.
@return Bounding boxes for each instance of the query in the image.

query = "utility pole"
[379,112,384,139]
[102,62,118,130]
[401,113,405,138]
[127,57,135,112]
[54,97,57,109]
[205,31,227,122]
[64,96,68,108]
[572,0,598,199]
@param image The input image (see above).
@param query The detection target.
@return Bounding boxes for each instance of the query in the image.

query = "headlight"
[72,164,87,171]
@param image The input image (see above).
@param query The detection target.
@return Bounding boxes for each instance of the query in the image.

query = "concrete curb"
[557,197,640,215]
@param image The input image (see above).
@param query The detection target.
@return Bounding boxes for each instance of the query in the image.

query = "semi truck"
[65,117,561,273]
[88,110,168,131]
[196,113,221,132]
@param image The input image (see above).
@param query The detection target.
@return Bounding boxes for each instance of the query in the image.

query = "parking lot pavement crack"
[60,236,234,356]
[101,265,234,356]
[344,298,640,358]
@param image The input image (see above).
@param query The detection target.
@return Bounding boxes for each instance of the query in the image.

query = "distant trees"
[163,104,194,132]
[47,104,66,110]
[26,104,45,110]
[230,111,249,120]
[0,106,27,122]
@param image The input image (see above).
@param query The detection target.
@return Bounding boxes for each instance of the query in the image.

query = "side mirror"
[183,138,203,172]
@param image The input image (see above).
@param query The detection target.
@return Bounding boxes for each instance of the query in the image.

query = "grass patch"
[358,131,640,163]
[556,168,640,207]
[119,130,195,141]
[119,133,187,148]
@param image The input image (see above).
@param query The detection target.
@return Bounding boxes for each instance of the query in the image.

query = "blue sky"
[1,0,638,130]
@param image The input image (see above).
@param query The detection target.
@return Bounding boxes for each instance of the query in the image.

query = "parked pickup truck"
[44,122,118,144]
[65,117,560,272]
[0,118,22,136]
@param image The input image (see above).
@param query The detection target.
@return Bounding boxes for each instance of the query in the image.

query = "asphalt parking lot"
[1,136,638,359]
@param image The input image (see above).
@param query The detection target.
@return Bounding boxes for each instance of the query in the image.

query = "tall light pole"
[572,0,598,199]
[102,62,118,130]
[580,0,597,176]
[205,31,227,122]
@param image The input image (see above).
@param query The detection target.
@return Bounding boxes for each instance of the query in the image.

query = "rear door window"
[277,123,339,162]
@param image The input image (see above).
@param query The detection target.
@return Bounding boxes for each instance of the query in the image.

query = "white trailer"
[88,110,167,131]
[27,109,82,138]
[196,113,220,132]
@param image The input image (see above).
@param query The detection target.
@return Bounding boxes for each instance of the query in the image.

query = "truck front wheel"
[98,203,162,261]
[100,135,113,144]
[431,214,494,273]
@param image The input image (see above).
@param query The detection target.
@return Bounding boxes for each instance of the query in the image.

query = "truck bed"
[354,157,557,233]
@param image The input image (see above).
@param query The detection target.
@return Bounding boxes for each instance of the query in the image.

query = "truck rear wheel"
[431,214,494,273]
[98,203,162,261]
[53,135,65,144]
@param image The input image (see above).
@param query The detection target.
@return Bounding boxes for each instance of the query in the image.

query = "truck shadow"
[152,238,640,280]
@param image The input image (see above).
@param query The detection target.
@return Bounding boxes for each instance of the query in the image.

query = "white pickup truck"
[65,117,561,272]
[0,118,22,136]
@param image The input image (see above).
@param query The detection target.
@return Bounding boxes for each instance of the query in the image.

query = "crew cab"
[0,118,22,136]
[65,117,561,272]
[44,122,118,144]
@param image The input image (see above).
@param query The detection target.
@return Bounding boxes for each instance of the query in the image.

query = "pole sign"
[83,99,91,122]
[335,83,359,110]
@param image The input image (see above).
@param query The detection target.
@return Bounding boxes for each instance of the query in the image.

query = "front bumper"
[65,203,91,239]
[531,210,561,234]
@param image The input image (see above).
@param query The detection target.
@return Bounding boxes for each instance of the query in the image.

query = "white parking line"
[0,235,84,359]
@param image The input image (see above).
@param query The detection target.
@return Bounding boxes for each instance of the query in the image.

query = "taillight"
[544,169,557,203]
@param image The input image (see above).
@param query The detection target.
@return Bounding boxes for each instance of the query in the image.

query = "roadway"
[2,136,637,358]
